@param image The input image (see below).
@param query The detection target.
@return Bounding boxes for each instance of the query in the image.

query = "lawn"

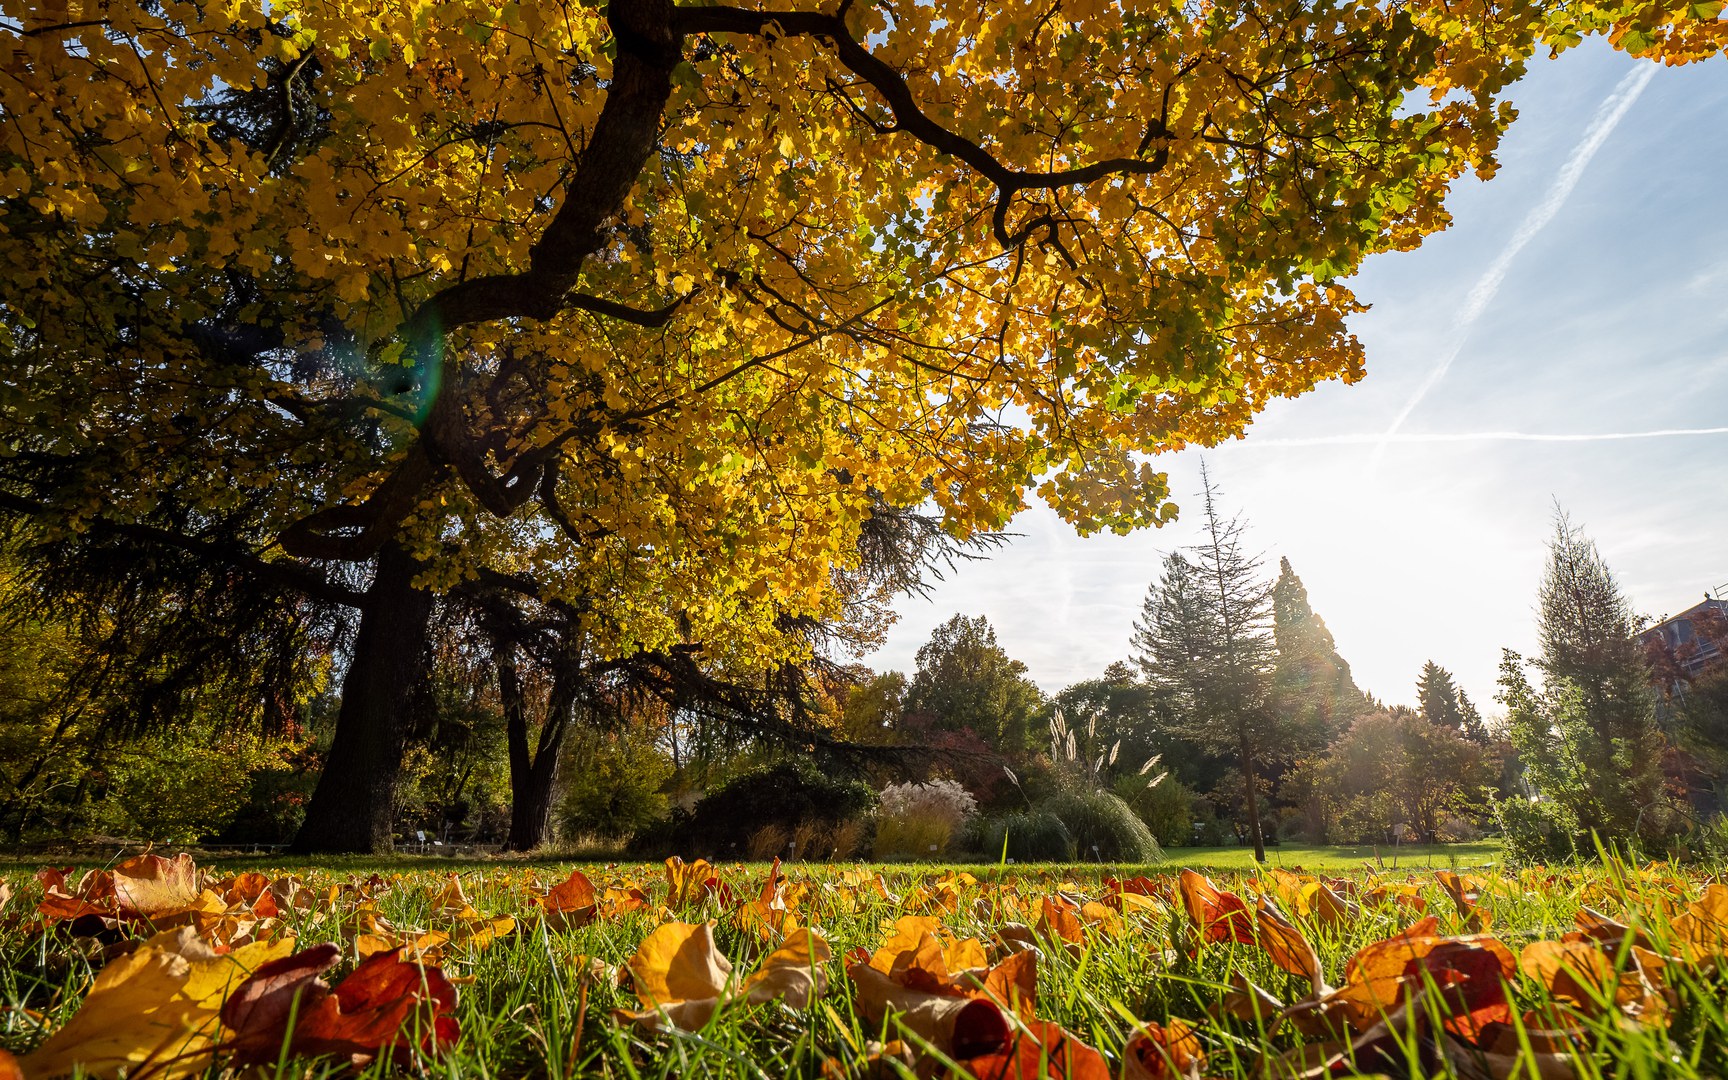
[2,846,1723,1079]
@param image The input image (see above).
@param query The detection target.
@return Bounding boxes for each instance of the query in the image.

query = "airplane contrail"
[1370,61,1660,463]
[1243,427,1728,448]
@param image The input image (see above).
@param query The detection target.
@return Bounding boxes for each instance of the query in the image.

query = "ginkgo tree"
[0,0,1720,851]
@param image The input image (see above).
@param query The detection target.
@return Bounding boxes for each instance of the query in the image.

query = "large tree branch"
[0,491,364,607]
[280,1,682,560]
[675,3,1170,248]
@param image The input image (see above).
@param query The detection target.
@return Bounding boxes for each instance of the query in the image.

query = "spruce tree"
[1457,689,1490,746]
[1132,467,1283,861]
[1498,512,1668,842]
[1417,661,1466,733]
[1271,558,1368,745]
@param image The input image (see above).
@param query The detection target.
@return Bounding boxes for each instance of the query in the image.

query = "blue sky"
[866,41,1728,715]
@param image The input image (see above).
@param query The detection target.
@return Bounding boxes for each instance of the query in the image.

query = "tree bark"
[1241,740,1266,863]
[290,544,434,854]
[499,648,579,852]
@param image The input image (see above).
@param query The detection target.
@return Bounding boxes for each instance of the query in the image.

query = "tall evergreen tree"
[1498,512,1668,841]
[1417,661,1465,732]
[1132,467,1284,861]
[1456,688,1490,746]
[1271,558,1368,745]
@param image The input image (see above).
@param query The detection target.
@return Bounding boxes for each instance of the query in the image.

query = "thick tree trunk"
[290,545,434,854]
[1241,741,1266,863]
[499,649,578,852]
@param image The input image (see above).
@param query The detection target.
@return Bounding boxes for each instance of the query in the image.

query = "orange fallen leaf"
[955,1017,1111,1080]
[1122,1018,1205,1080]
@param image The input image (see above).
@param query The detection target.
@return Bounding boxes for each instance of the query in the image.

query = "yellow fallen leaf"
[628,921,733,1007]
[17,934,289,1080]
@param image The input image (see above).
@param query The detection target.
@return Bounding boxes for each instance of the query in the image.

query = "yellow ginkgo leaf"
[742,927,831,1008]
[20,942,238,1080]
[628,921,733,1008]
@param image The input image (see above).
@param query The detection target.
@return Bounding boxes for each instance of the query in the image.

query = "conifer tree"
[1417,661,1466,732]
[1271,558,1368,745]
[1457,688,1491,746]
[1132,467,1285,861]
[1498,512,1668,841]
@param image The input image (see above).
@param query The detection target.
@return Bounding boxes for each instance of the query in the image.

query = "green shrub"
[558,730,673,842]
[636,760,875,858]
[1112,774,1194,848]
[1493,795,1580,865]
[1046,789,1162,863]
[978,810,1073,862]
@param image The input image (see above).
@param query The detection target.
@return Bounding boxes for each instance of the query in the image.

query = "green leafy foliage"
[558,730,674,842]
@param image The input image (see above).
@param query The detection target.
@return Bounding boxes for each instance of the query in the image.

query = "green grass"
[1,846,1723,1079]
[1150,840,1504,873]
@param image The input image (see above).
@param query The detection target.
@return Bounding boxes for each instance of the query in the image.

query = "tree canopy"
[2,0,1720,850]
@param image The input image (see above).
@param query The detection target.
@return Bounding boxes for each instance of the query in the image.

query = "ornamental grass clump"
[872,779,977,859]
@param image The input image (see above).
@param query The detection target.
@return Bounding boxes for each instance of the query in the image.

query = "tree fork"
[289,544,435,854]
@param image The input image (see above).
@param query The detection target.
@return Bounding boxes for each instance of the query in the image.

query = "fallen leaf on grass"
[848,963,1009,1061]
[21,936,291,1079]
[220,944,460,1066]
[618,922,831,1031]
[1519,939,1670,1027]
[1177,871,1255,949]
[112,854,202,923]
[956,1017,1110,1080]
[1122,1018,1205,1080]
[541,868,599,930]
[1669,882,1728,967]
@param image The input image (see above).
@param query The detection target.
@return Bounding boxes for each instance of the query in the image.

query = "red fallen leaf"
[222,944,345,1063]
[113,853,201,921]
[221,945,459,1065]
[955,1018,1110,1080]
[542,869,599,930]
[1176,871,1255,949]
[1409,941,1512,1043]
[37,867,115,925]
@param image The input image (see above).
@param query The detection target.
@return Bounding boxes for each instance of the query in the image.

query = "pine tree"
[1132,466,1283,861]
[1498,511,1668,841]
[1271,558,1368,746]
[1417,661,1466,732]
[1456,689,1490,746]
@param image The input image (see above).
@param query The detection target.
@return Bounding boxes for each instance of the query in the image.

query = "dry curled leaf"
[1123,1018,1205,1080]
[220,944,459,1066]
[955,1017,1111,1080]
